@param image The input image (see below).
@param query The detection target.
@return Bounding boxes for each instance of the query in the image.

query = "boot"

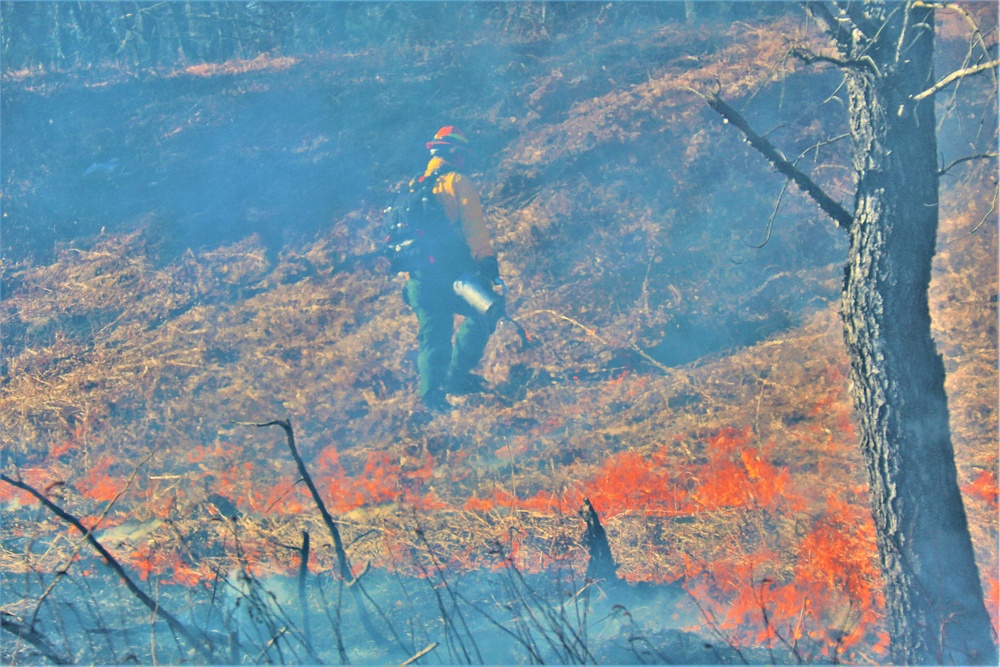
[421,387,451,412]
[447,372,490,396]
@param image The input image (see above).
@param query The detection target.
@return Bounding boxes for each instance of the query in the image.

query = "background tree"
[709,2,998,663]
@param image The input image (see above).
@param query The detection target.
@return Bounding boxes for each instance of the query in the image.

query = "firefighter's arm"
[450,173,495,263]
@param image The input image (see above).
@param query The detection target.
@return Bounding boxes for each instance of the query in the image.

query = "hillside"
[1,4,997,665]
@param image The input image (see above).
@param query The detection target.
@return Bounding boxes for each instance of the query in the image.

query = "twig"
[503,560,594,663]
[222,534,318,665]
[945,185,998,246]
[312,573,349,663]
[685,588,750,665]
[756,577,806,663]
[746,178,791,251]
[743,132,850,253]
[522,309,674,375]
[522,309,611,346]
[939,152,998,176]
[0,474,215,662]
[455,587,543,661]
[410,520,482,664]
[398,641,439,667]
[255,626,289,664]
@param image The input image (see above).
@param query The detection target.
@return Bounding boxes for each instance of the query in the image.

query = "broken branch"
[253,418,355,583]
[399,642,439,666]
[704,94,854,231]
[248,419,391,649]
[581,498,620,585]
[297,530,313,650]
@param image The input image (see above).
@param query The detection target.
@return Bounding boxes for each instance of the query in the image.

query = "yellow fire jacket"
[422,156,495,263]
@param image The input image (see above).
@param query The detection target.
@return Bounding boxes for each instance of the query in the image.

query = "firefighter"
[403,126,503,411]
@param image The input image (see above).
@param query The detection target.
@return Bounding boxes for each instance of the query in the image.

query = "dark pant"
[404,274,500,401]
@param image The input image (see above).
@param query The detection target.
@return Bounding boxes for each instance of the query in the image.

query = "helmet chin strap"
[431,147,465,169]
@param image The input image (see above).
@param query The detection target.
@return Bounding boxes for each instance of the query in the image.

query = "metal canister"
[453,274,502,318]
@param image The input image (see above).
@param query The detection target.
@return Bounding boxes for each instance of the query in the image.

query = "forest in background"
[1,2,997,665]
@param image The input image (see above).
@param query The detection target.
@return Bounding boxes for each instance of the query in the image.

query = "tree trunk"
[838,3,996,663]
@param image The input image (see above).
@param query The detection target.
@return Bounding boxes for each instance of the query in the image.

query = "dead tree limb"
[791,46,880,75]
[249,419,391,648]
[0,474,216,662]
[1,614,72,665]
[254,419,354,583]
[30,452,153,630]
[399,642,439,667]
[703,94,855,231]
[913,58,1000,101]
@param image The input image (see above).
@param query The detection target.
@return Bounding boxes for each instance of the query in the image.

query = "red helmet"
[426,125,469,151]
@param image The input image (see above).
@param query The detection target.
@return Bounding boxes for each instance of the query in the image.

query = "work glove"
[477,256,500,282]
[477,256,506,296]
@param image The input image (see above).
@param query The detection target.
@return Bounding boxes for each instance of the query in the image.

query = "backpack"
[382,172,465,274]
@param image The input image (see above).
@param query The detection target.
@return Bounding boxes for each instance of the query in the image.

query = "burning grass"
[0,226,937,662]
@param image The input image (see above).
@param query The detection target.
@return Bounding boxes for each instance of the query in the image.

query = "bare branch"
[703,94,854,231]
[737,132,847,253]
[31,452,153,629]
[945,186,998,246]
[791,47,853,69]
[940,2,997,63]
[1,614,72,665]
[939,152,998,176]
[253,418,356,584]
[746,178,791,251]
[792,47,880,76]
[0,474,216,662]
[913,59,1000,101]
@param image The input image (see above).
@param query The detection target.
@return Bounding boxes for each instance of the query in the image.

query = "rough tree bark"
[711,2,997,663]
[827,3,997,663]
